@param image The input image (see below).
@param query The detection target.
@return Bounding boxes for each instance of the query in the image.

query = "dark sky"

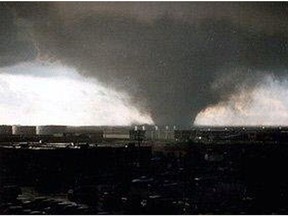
[1,2,288,126]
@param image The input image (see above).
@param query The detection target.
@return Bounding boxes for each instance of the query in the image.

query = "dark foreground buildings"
[2,126,288,214]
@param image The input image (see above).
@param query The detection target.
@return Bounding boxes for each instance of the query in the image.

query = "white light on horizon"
[194,75,288,126]
[0,61,154,126]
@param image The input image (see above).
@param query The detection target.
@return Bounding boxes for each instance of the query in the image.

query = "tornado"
[2,2,288,126]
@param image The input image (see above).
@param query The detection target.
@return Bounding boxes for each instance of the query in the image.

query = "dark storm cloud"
[2,2,288,126]
[0,4,37,66]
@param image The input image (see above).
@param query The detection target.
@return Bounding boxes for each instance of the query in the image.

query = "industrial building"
[0,125,12,135]
[2,125,288,214]
[36,125,67,136]
[12,125,36,135]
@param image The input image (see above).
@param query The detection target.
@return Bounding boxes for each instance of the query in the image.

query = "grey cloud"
[2,2,288,126]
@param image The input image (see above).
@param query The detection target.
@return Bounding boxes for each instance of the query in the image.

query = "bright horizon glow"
[194,75,288,126]
[0,61,153,126]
